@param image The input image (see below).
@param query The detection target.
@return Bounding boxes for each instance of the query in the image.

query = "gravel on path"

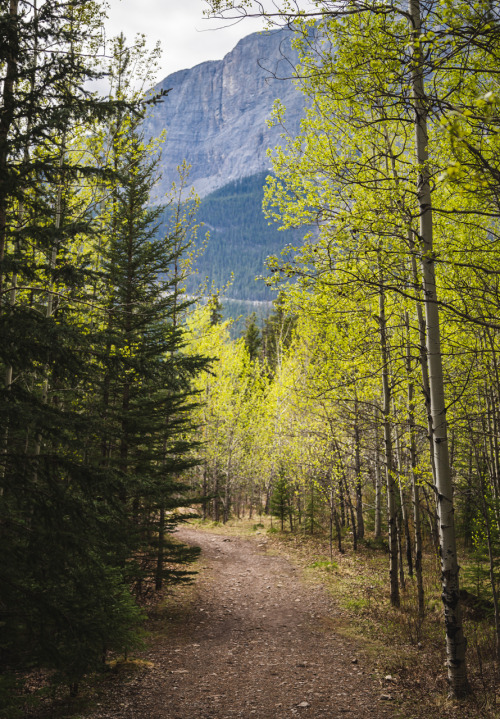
[85,526,403,719]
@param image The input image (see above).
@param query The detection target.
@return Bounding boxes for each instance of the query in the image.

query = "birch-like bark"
[354,394,364,539]
[409,0,468,696]
[408,234,436,479]
[485,391,500,525]
[406,311,424,614]
[374,411,382,539]
[213,467,220,522]
[329,487,334,560]
[334,439,357,550]
[223,459,232,524]
[338,470,346,527]
[343,471,357,551]
[329,485,343,555]
[378,266,399,607]
[484,328,500,526]
[396,512,406,591]
[468,408,500,661]
[202,464,208,520]
[394,414,413,579]
[478,471,500,662]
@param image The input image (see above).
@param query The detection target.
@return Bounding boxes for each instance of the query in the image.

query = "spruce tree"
[270,469,293,531]
[0,4,170,695]
[93,71,209,592]
[244,312,261,362]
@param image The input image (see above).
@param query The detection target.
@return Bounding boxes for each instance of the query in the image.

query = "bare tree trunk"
[155,507,165,591]
[421,482,439,554]
[409,242,437,487]
[396,513,406,591]
[378,266,399,607]
[339,472,346,527]
[309,481,314,535]
[333,497,343,554]
[354,395,364,539]
[1,0,40,494]
[344,472,357,551]
[0,0,19,305]
[394,419,413,578]
[486,391,500,526]
[33,140,65,476]
[406,312,424,615]
[0,233,20,489]
[484,328,500,528]
[202,465,208,520]
[223,471,231,523]
[374,413,382,539]
[335,440,357,550]
[479,473,500,662]
[214,469,220,522]
[409,0,468,695]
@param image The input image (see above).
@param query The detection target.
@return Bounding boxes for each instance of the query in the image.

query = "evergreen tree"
[95,111,208,592]
[261,296,296,374]
[244,312,261,362]
[0,9,194,697]
[0,1,146,689]
[208,292,223,326]
[270,468,293,531]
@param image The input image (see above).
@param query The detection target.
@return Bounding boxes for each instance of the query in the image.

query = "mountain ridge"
[144,28,305,199]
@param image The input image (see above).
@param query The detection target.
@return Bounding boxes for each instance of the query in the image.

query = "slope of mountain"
[184,172,304,301]
[145,28,305,199]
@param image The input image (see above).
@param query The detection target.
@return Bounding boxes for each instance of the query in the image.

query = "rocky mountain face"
[144,28,305,199]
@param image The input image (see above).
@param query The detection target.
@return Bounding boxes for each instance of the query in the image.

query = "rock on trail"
[85,527,399,719]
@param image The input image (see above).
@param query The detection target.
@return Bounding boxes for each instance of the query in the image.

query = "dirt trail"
[86,527,402,719]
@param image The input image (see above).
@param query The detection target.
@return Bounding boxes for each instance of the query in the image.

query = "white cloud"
[105,0,266,82]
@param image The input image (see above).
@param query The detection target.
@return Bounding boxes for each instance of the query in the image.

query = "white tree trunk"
[378,266,399,607]
[374,409,382,539]
[406,312,424,615]
[409,0,468,697]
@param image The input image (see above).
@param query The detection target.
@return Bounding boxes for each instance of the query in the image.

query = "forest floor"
[80,524,404,719]
[29,520,498,719]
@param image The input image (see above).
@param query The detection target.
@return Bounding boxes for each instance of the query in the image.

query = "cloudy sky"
[105,0,267,82]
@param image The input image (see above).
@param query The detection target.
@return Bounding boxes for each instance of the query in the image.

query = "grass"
[17,514,497,718]
[191,514,500,719]
[308,559,339,572]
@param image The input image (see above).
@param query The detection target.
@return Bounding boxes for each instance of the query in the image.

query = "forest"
[182,172,304,302]
[1,0,500,715]
[0,1,211,710]
[198,0,500,704]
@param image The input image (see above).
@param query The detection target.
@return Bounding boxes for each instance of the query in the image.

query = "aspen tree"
[406,311,425,615]
[408,0,468,694]
[378,264,399,606]
[206,0,500,696]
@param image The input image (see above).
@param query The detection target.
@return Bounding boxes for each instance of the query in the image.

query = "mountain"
[147,29,308,305]
[145,28,305,199]
[185,172,303,302]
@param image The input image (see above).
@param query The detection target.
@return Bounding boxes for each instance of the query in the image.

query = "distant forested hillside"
[184,172,305,301]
